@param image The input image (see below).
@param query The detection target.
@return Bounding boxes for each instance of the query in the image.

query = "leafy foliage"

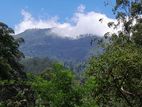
[85,0,142,106]
[27,63,97,107]
[0,22,36,107]
[21,57,54,73]
[0,81,35,107]
[1,1,142,107]
[86,41,142,106]
[0,22,26,80]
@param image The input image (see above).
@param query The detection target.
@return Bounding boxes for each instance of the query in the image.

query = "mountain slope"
[17,28,101,62]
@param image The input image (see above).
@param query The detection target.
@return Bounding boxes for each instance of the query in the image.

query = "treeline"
[21,57,54,73]
[21,57,85,74]
[1,0,142,107]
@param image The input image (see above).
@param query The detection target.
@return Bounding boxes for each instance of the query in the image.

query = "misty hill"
[17,28,102,63]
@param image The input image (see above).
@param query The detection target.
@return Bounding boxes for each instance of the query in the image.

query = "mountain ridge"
[16,28,102,62]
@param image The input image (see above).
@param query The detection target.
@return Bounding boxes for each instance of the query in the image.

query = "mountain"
[16,28,102,63]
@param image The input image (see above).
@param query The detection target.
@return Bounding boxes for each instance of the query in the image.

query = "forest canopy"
[0,0,142,107]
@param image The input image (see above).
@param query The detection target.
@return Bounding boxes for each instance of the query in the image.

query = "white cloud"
[77,4,86,13]
[15,4,117,38]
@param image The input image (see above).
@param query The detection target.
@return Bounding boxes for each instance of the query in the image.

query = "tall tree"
[0,22,26,80]
[86,0,142,106]
[107,0,142,45]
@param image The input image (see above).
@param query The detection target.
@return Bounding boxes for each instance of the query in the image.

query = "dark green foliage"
[21,57,87,76]
[0,22,36,106]
[86,41,142,106]
[0,81,35,107]
[0,22,26,80]
[1,1,142,107]
[85,0,142,106]
[132,18,142,46]
[27,63,98,107]
[21,57,54,73]
[28,63,81,107]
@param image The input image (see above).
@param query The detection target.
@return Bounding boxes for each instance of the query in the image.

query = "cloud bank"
[15,4,116,38]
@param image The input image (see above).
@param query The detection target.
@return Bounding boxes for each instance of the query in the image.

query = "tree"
[0,22,35,107]
[0,22,26,80]
[30,63,84,107]
[86,0,142,106]
[87,42,142,106]
[107,0,142,46]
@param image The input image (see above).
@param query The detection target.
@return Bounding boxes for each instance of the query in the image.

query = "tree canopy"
[0,22,26,80]
[1,0,142,107]
[86,0,142,106]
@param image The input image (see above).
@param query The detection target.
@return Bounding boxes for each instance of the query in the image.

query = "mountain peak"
[17,28,102,62]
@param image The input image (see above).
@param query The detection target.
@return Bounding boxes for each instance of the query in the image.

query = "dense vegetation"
[0,0,142,107]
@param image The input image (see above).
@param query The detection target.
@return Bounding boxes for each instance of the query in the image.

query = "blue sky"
[0,0,116,37]
[0,0,114,27]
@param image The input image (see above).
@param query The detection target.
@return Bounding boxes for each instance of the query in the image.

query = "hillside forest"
[0,1,142,107]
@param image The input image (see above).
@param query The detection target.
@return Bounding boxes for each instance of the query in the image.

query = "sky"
[0,0,116,38]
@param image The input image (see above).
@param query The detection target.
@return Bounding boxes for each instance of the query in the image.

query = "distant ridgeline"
[16,28,103,72]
